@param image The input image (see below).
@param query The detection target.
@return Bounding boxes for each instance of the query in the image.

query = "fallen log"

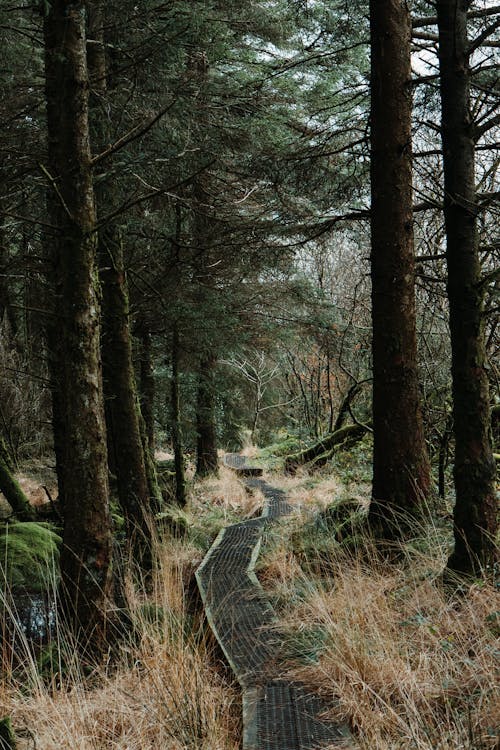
[284,422,370,474]
[0,436,35,520]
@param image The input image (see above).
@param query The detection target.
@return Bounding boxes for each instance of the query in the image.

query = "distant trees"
[368,0,431,535]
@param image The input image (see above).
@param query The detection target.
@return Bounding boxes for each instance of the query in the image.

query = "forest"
[0,0,498,748]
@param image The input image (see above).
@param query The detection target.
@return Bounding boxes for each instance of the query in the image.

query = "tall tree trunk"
[368,0,431,536]
[136,319,162,513]
[138,320,155,456]
[87,1,152,559]
[195,355,219,478]
[45,271,67,508]
[437,0,497,574]
[0,212,18,337]
[171,323,186,505]
[43,0,113,648]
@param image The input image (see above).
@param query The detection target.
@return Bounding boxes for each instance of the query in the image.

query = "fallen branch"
[284,422,370,474]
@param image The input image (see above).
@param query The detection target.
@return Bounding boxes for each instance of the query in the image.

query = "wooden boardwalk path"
[196,454,353,749]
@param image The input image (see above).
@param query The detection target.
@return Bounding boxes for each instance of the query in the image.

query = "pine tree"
[368,0,431,536]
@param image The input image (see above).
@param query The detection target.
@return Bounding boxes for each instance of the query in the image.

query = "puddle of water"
[2,591,56,645]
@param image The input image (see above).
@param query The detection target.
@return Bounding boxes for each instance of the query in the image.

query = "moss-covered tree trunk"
[43,0,113,647]
[87,1,152,559]
[0,435,34,520]
[368,0,431,536]
[0,717,17,749]
[437,0,497,574]
[99,233,152,551]
[195,355,219,478]
[284,422,369,474]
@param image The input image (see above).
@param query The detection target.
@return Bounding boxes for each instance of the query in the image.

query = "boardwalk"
[196,455,353,749]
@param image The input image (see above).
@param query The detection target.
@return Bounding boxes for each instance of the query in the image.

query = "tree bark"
[368,0,431,536]
[138,320,155,457]
[0,435,35,520]
[195,355,219,478]
[87,1,153,559]
[437,0,497,574]
[136,319,162,512]
[0,212,18,337]
[171,323,186,505]
[43,0,113,647]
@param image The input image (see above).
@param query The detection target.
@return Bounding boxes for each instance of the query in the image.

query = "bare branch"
[412,5,500,29]
[475,113,500,140]
[469,18,500,54]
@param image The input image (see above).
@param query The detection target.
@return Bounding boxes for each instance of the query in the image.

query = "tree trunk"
[333,382,362,433]
[0,435,35,520]
[437,0,497,575]
[99,233,152,552]
[136,319,162,512]
[138,320,155,456]
[195,355,219,478]
[87,1,152,560]
[171,324,186,505]
[43,0,113,648]
[284,422,369,474]
[368,0,431,536]
[0,212,18,337]
[438,413,453,500]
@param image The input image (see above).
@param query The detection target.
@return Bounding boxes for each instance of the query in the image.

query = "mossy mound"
[0,521,61,592]
[257,435,304,469]
[156,460,176,503]
[290,499,366,575]
[157,505,190,538]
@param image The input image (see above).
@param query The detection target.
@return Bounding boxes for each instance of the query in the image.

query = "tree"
[43,0,113,647]
[87,0,154,559]
[436,0,498,574]
[0,435,35,520]
[368,0,431,536]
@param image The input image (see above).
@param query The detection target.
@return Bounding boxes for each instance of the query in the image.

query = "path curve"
[196,454,353,749]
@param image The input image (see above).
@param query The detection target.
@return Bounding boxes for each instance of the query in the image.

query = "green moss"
[155,461,177,505]
[257,435,304,470]
[0,521,61,592]
[0,716,17,749]
[157,505,190,538]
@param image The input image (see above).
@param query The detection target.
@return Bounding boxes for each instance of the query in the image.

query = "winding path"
[196,455,353,749]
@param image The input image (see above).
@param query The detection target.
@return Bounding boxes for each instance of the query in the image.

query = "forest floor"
[0,439,498,749]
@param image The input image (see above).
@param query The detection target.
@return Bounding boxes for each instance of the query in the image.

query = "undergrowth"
[257,491,499,750]
[0,494,244,748]
[1,454,496,749]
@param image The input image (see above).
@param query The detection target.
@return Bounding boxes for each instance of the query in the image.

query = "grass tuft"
[257,497,499,750]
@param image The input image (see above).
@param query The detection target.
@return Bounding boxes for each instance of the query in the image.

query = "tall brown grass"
[0,534,241,749]
[259,508,499,750]
[2,461,496,749]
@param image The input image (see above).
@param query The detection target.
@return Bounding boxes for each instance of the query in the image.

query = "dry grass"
[272,473,353,513]
[259,512,499,750]
[190,463,264,521]
[0,536,241,749]
[2,457,496,749]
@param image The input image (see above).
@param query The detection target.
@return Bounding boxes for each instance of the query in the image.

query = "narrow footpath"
[196,455,354,749]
